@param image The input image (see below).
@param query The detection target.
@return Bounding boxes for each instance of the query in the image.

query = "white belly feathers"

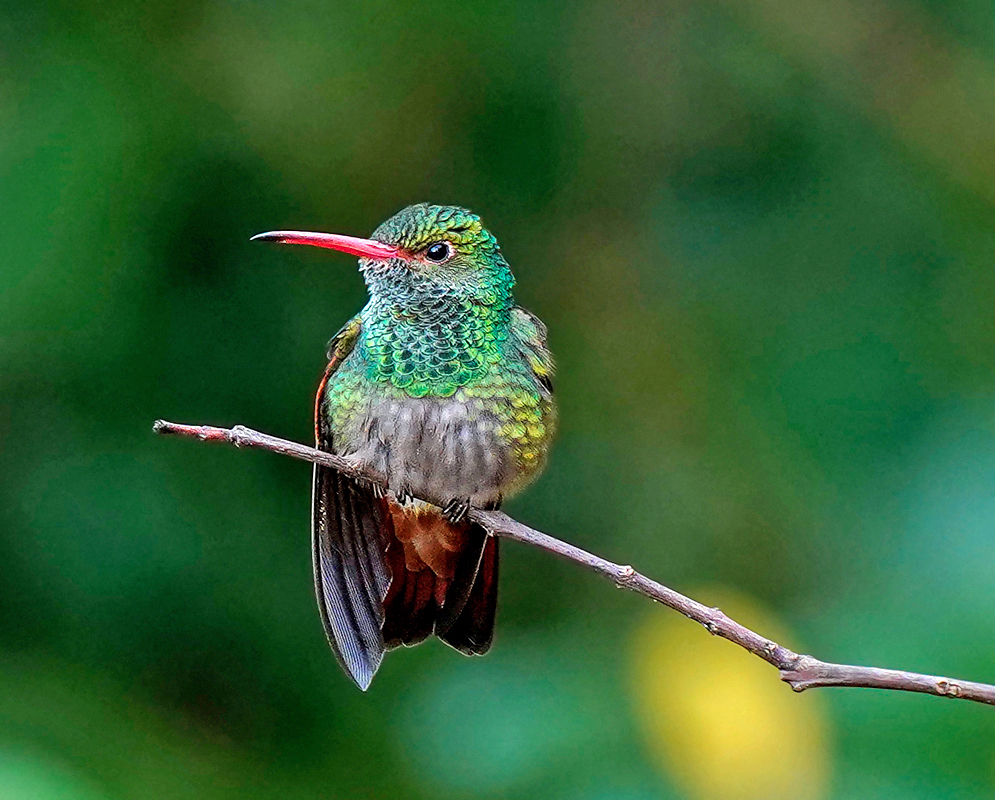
[337,397,512,507]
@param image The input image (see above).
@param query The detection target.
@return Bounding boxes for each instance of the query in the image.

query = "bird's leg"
[442,497,472,524]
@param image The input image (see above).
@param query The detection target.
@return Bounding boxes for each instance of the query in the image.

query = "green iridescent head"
[365,204,514,301]
[251,203,514,304]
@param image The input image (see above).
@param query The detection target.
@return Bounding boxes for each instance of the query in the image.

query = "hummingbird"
[252,204,555,689]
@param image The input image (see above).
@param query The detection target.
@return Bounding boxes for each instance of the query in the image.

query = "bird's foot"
[393,484,414,505]
[442,497,472,524]
[352,476,385,499]
[344,457,386,498]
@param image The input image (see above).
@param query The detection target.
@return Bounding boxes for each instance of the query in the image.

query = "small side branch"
[153,419,995,707]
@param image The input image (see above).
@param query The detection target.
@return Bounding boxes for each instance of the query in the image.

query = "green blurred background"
[3,0,995,797]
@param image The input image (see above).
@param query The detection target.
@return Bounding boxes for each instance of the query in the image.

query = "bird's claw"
[442,497,472,524]
[351,477,385,498]
[347,466,386,499]
[394,485,414,505]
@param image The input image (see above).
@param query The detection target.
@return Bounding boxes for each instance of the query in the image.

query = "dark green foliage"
[2,0,995,797]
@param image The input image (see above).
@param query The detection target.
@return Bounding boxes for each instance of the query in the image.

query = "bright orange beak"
[250,230,399,260]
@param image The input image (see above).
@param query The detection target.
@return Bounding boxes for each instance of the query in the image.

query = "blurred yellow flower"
[630,588,831,800]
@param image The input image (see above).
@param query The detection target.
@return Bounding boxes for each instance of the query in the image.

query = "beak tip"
[250,231,280,243]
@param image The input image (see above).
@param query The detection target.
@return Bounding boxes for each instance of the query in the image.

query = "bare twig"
[153,419,995,707]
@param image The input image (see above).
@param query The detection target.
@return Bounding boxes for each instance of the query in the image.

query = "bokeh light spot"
[630,588,831,800]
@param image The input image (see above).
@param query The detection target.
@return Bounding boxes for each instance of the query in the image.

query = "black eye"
[424,242,451,263]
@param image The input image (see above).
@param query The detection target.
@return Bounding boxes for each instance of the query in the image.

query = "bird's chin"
[359,257,409,280]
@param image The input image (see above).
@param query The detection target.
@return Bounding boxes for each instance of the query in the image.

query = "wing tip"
[322,621,384,691]
[345,659,377,692]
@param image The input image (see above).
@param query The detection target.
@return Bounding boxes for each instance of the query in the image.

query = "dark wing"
[312,317,392,690]
[437,533,499,655]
